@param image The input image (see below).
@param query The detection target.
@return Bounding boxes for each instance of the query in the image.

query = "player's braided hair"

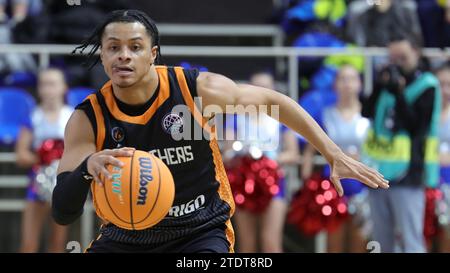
[72,9,161,69]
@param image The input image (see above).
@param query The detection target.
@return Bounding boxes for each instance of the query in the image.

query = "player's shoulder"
[71,92,100,133]
[165,65,201,85]
[73,90,105,117]
[63,107,93,138]
[164,65,203,98]
[61,108,96,149]
[196,71,226,89]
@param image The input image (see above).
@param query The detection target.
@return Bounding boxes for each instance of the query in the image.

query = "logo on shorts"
[162,112,184,136]
[111,127,125,143]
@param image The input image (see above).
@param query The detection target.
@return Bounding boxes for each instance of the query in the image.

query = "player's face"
[100,22,158,88]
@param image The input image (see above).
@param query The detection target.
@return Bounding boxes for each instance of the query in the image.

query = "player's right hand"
[87,147,135,186]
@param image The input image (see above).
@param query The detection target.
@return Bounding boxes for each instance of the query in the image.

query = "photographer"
[362,33,441,252]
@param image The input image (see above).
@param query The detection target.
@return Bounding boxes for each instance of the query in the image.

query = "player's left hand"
[328,151,389,196]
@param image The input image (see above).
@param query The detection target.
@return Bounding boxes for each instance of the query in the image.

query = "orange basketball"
[92,150,175,230]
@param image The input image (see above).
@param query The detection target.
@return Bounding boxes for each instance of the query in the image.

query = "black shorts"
[85,225,230,253]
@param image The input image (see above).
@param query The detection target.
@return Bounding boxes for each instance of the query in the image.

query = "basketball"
[92,150,175,230]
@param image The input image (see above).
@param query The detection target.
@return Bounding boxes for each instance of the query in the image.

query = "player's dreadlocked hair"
[72,9,161,69]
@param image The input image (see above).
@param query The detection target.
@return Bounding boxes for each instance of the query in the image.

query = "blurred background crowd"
[1,0,450,253]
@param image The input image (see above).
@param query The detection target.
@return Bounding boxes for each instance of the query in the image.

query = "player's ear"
[100,47,104,64]
[150,45,158,65]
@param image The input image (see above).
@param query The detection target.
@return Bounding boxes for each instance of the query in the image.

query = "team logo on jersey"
[111,127,125,143]
[162,112,184,136]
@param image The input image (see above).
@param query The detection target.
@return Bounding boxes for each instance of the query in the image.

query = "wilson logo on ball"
[92,150,175,230]
[137,157,153,205]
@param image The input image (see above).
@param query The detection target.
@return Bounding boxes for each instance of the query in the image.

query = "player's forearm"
[266,90,343,164]
[52,157,92,225]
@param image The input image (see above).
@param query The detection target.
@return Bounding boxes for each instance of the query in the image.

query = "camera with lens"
[378,64,405,95]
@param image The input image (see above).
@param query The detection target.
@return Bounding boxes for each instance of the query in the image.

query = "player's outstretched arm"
[197,72,389,196]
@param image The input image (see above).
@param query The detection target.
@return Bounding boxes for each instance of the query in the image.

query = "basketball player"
[51,9,389,253]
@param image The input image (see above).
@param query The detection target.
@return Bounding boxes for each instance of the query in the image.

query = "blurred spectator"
[346,0,422,47]
[416,0,450,47]
[439,0,450,46]
[11,0,129,44]
[0,0,30,24]
[223,71,297,253]
[47,0,129,44]
[47,0,130,88]
[433,62,450,253]
[15,68,73,252]
[301,64,370,252]
[0,0,40,80]
[0,26,36,77]
[9,0,130,88]
[293,31,346,79]
[282,0,347,31]
[362,33,441,252]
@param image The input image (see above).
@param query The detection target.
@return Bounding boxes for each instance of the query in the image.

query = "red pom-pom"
[227,155,283,214]
[287,172,349,236]
[424,187,443,243]
[37,139,64,165]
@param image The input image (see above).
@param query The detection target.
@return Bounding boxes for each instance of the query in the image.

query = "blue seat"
[0,88,36,145]
[286,90,337,148]
[285,0,316,21]
[66,87,95,108]
[179,62,209,72]
[293,32,346,49]
[292,32,345,75]
[299,89,337,126]
[1,71,37,88]
[311,66,337,91]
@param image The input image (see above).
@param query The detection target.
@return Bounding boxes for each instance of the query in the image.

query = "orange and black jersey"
[76,66,235,249]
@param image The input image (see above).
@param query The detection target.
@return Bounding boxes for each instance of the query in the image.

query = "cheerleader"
[301,64,370,252]
[223,71,300,253]
[433,62,450,252]
[15,68,73,252]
